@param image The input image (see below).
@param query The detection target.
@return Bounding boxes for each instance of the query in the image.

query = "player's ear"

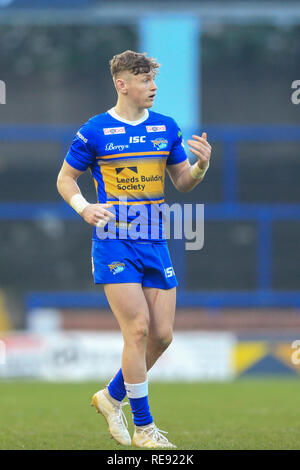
[115,76,128,95]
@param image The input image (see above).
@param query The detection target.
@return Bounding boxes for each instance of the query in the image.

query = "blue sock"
[125,379,153,427]
[128,396,153,427]
[108,368,127,402]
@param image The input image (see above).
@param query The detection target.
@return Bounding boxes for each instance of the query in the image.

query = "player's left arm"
[167,132,212,192]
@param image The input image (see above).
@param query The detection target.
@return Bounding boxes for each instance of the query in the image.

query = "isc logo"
[164,267,175,278]
[129,136,146,143]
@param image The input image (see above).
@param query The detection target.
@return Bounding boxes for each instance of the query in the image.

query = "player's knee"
[129,316,149,344]
[154,331,173,351]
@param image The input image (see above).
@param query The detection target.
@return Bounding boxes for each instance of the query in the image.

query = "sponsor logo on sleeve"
[76,131,88,143]
[103,127,126,135]
[146,125,166,132]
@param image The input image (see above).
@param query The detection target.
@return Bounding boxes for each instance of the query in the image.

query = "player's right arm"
[57,160,115,227]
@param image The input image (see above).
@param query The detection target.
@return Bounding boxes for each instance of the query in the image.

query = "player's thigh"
[104,283,150,336]
[142,286,176,340]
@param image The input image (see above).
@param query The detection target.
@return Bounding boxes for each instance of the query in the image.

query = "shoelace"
[141,424,169,443]
[114,401,129,429]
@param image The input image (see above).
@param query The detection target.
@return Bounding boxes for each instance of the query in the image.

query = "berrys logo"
[105,143,129,152]
[146,125,166,132]
[103,127,126,135]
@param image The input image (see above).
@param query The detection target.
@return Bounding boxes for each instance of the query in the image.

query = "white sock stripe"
[124,380,148,399]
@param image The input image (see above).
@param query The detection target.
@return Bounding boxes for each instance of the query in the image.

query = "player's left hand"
[187,132,211,170]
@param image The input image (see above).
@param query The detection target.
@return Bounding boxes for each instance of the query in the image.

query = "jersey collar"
[107,107,149,126]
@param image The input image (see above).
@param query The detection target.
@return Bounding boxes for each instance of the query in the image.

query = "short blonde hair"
[110,50,160,78]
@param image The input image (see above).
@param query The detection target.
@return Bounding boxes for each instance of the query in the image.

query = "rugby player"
[57,50,211,448]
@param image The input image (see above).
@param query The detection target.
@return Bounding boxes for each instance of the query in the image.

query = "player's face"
[126,72,157,109]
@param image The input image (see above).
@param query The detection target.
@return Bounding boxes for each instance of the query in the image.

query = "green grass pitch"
[0,378,299,450]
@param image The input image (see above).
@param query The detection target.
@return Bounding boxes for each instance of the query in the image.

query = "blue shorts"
[91,240,178,290]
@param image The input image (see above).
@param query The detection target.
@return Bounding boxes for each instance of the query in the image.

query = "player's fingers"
[103,210,115,218]
[187,140,210,154]
[192,138,211,150]
[95,212,110,220]
[94,215,110,226]
[94,209,115,218]
[99,204,115,217]
[95,219,108,228]
[188,146,209,161]
[191,134,211,148]
[188,146,202,158]
[191,132,206,138]
[188,139,207,148]
[191,134,207,141]
[100,203,114,208]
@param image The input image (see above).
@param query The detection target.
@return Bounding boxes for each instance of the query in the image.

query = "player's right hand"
[81,203,115,227]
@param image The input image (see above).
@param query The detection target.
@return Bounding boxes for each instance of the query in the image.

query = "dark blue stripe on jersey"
[106,197,164,203]
[97,155,169,162]
[92,164,107,203]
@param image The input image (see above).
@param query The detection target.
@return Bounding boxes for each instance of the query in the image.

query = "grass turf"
[0,378,299,450]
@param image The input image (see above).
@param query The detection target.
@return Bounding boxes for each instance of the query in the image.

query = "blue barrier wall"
[0,124,299,309]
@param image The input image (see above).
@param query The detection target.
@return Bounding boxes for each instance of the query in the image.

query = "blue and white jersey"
[65,107,187,241]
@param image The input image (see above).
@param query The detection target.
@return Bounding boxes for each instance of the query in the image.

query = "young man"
[57,50,211,449]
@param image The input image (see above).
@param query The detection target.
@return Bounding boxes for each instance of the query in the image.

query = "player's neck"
[114,101,146,123]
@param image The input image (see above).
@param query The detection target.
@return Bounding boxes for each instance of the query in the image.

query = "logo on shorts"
[108,261,126,275]
[151,138,168,150]
[164,266,175,278]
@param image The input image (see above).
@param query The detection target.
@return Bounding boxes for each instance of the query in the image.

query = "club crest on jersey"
[151,138,168,150]
[108,261,125,275]
[103,127,126,135]
[146,125,166,132]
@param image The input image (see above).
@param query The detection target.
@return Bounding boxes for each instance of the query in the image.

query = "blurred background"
[0,0,300,381]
